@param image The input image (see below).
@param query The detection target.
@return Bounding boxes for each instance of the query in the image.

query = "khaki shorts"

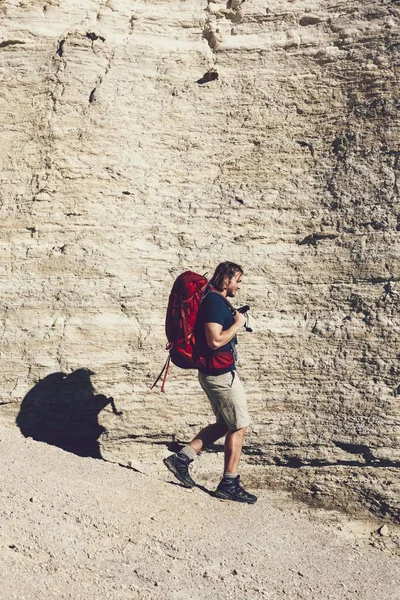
[198,370,251,432]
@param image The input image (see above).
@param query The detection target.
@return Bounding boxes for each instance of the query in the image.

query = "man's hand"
[233,311,246,328]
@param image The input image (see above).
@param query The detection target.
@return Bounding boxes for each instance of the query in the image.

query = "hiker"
[164,262,257,504]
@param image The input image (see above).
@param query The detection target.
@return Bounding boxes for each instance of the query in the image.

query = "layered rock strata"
[0,0,399,519]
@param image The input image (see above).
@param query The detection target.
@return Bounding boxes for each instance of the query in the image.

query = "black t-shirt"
[195,291,236,374]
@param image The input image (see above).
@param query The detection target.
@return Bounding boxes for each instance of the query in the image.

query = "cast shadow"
[196,71,218,85]
[16,368,121,459]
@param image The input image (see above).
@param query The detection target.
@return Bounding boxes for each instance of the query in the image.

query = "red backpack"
[166,271,209,368]
[151,271,208,391]
[151,271,235,391]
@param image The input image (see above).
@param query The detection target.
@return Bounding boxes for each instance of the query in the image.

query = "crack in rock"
[0,40,26,48]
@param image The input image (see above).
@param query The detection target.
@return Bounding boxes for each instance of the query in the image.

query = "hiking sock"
[223,472,238,480]
[179,445,198,461]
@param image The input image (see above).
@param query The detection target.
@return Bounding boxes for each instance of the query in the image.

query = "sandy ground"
[1,426,399,600]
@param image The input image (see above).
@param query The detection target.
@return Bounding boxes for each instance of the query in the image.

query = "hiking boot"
[163,453,197,488]
[215,475,257,504]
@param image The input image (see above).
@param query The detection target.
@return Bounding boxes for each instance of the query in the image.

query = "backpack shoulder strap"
[205,286,237,315]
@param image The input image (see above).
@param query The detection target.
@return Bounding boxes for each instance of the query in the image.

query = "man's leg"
[189,421,228,454]
[223,426,247,474]
[216,426,257,503]
[196,371,257,503]
[215,425,257,504]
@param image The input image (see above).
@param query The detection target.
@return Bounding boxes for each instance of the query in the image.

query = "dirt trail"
[1,427,399,600]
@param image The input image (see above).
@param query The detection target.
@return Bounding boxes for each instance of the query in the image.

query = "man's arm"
[205,312,246,350]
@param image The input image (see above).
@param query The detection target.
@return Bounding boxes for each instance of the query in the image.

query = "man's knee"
[228,425,247,437]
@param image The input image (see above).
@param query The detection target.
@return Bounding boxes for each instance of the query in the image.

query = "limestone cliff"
[0,0,399,520]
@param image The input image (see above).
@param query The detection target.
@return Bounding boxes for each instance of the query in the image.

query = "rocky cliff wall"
[1,0,399,519]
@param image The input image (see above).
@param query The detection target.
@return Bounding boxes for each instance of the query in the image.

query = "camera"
[237,305,253,332]
[237,305,250,314]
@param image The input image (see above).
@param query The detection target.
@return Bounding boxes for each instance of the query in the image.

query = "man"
[164,262,257,504]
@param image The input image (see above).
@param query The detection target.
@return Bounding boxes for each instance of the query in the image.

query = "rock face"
[0,1,399,520]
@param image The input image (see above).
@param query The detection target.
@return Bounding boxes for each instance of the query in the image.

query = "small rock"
[378,524,389,537]
[126,460,145,473]
[300,15,322,26]
[303,356,315,368]
[29,497,35,503]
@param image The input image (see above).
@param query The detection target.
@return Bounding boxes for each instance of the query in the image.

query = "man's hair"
[210,261,243,292]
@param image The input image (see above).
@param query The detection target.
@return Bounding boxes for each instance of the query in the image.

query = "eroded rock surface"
[0,1,399,520]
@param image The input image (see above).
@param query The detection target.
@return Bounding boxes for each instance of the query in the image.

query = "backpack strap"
[204,285,237,315]
[150,353,171,392]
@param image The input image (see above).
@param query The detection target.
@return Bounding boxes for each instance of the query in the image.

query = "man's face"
[225,271,243,297]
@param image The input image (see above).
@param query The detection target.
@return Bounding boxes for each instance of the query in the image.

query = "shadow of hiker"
[16,368,121,459]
